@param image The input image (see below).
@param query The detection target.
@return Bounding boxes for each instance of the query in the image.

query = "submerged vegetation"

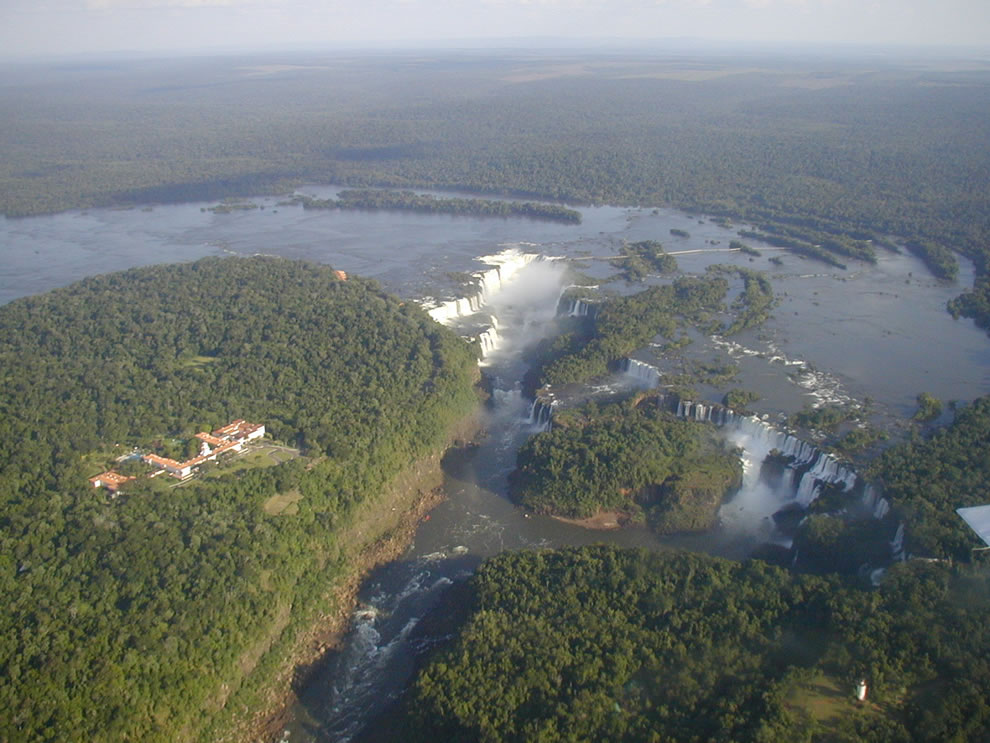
[708,265,776,334]
[0,258,479,742]
[913,392,943,422]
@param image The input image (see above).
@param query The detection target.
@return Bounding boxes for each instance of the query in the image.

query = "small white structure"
[855,680,868,702]
[957,505,990,549]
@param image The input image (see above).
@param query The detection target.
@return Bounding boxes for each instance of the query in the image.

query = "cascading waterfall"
[562,297,596,317]
[889,522,906,560]
[623,358,662,387]
[554,285,600,319]
[423,249,540,325]
[669,397,895,545]
[477,316,501,361]
[527,398,555,431]
[862,485,891,520]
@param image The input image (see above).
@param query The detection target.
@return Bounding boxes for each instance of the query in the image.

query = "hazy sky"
[1,0,988,58]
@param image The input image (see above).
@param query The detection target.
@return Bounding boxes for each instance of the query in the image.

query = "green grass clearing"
[201,444,301,480]
[786,674,853,725]
[785,672,899,736]
[263,489,303,516]
[178,355,220,368]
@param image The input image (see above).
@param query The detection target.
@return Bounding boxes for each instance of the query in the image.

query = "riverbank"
[550,511,627,530]
[228,410,484,743]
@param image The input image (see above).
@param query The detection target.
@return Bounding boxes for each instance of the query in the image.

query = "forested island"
[295,189,582,223]
[0,257,479,742]
[611,240,678,281]
[530,277,728,389]
[530,266,773,392]
[511,399,740,533]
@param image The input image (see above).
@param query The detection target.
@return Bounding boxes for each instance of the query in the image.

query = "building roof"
[143,453,182,469]
[89,470,135,490]
[94,418,261,487]
[957,505,990,548]
[195,432,227,447]
[212,419,263,441]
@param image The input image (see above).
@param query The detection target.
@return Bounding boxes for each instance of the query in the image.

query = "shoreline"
[550,511,627,530]
[237,411,485,743]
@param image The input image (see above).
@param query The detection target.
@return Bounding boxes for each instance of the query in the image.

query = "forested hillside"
[0,257,478,742]
[398,546,990,743]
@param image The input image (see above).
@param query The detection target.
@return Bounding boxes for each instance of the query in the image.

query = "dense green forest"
[1,53,987,277]
[397,546,990,743]
[611,240,678,281]
[532,277,728,388]
[0,257,479,742]
[511,400,740,533]
[4,50,990,742]
[530,268,772,391]
[296,188,582,223]
[867,395,990,560]
[948,277,990,332]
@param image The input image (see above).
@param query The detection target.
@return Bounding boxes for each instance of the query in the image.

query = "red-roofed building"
[195,432,227,448]
[89,470,135,492]
[212,419,265,443]
[92,419,265,487]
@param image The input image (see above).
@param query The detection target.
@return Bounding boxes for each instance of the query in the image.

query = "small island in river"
[510,398,742,535]
[295,188,583,223]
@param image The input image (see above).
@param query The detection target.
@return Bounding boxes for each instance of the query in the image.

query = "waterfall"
[477,316,501,361]
[861,484,890,520]
[528,398,555,431]
[623,358,661,388]
[889,522,906,560]
[561,297,597,318]
[423,249,540,325]
[667,397,893,538]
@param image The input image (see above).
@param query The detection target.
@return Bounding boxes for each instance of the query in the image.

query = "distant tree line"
[296,189,582,223]
[1,54,986,286]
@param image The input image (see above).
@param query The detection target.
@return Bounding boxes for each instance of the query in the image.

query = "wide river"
[4,187,990,741]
